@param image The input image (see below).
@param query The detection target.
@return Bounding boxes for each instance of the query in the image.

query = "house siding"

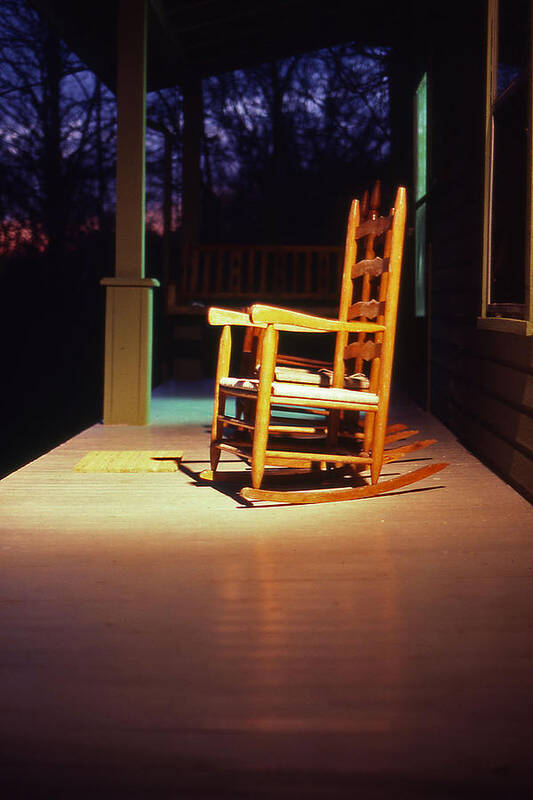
[426,1,533,501]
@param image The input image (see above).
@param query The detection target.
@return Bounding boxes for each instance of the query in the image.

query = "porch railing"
[166,243,344,314]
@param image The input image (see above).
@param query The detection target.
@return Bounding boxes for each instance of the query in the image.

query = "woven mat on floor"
[73,450,184,473]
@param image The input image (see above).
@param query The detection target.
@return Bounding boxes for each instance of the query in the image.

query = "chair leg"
[210,443,221,471]
[370,408,387,484]
[363,409,375,454]
[251,325,278,488]
[210,325,232,472]
[326,409,340,448]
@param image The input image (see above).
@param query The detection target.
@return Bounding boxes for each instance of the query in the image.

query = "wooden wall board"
[472,329,533,371]
[453,380,533,459]
[451,403,533,501]
[458,357,533,412]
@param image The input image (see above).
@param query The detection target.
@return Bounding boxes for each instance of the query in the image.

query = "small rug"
[74,450,184,473]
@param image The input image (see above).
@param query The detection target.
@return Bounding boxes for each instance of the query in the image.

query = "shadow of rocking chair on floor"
[202,186,448,505]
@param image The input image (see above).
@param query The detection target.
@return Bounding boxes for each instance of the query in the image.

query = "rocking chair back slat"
[347,299,386,320]
[343,340,382,361]
[351,256,389,279]
[355,214,393,240]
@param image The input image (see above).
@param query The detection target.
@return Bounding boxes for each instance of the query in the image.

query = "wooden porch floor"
[1,381,532,798]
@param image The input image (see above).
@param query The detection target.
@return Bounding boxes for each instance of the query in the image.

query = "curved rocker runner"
[239,462,448,504]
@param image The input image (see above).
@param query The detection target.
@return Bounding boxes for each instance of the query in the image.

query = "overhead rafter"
[28,0,414,93]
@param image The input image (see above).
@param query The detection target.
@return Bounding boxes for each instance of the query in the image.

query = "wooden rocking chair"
[219,180,416,447]
[204,186,447,504]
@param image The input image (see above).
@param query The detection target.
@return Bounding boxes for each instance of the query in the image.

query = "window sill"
[477,316,533,336]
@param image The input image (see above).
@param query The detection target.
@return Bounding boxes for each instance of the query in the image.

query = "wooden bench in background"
[166,243,344,315]
[163,243,344,379]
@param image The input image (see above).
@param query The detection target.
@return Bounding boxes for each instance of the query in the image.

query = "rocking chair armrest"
[208,307,264,327]
[208,306,310,334]
[249,304,385,333]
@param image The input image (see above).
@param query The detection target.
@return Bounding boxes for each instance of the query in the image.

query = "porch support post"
[101,0,159,424]
[181,76,203,269]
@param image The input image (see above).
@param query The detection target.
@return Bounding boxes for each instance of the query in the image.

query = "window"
[482,0,533,333]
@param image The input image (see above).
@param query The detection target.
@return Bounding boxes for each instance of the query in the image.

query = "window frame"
[480,0,533,335]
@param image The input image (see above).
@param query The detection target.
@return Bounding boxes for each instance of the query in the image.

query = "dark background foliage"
[0,0,390,477]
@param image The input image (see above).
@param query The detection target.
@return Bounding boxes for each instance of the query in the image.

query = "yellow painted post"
[101,0,159,424]
[101,277,159,425]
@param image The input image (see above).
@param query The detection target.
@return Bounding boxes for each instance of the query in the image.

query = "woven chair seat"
[273,366,370,389]
[220,377,379,405]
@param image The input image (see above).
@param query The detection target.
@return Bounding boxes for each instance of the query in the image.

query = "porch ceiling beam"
[29,0,416,92]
